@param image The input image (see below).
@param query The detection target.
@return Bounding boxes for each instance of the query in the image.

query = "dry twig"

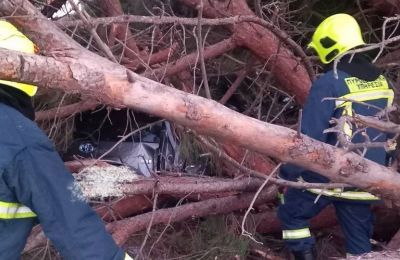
[241,162,281,244]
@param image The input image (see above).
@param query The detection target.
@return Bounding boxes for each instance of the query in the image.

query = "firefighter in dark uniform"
[0,21,132,259]
[277,14,394,259]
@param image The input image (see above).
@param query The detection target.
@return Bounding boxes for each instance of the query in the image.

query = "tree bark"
[97,195,156,222]
[221,142,277,177]
[118,175,266,195]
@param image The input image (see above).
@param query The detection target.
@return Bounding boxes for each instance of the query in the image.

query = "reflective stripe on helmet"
[282,228,311,240]
[0,201,36,219]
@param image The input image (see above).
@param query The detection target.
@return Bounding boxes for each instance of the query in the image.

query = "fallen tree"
[1,0,400,206]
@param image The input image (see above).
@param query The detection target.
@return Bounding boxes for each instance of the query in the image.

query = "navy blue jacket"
[0,100,125,259]
[280,58,390,183]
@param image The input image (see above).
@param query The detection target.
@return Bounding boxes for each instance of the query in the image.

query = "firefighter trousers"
[277,188,374,255]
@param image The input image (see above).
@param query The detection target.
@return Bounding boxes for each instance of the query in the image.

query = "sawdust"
[69,165,139,201]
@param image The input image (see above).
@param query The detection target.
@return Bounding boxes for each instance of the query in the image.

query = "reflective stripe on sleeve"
[0,201,36,219]
[282,228,311,239]
[342,103,353,138]
[125,253,133,260]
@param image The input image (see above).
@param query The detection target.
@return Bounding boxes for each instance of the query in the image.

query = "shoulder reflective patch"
[344,75,388,93]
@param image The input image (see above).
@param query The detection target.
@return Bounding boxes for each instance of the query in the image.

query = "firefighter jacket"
[280,55,394,201]
[0,84,128,259]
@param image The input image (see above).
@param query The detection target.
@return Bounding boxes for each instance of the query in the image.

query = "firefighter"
[0,21,132,259]
[277,14,394,260]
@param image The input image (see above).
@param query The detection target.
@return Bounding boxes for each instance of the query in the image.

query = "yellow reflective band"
[342,103,353,138]
[278,192,285,205]
[0,201,36,219]
[282,228,311,239]
[334,88,394,139]
[307,188,380,200]
[387,94,394,107]
[345,75,389,93]
[387,139,397,151]
[335,89,394,109]
[125,253,133,260]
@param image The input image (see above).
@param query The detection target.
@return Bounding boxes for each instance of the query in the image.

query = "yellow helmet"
[0,20,37,96]
[308,14,365,64]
